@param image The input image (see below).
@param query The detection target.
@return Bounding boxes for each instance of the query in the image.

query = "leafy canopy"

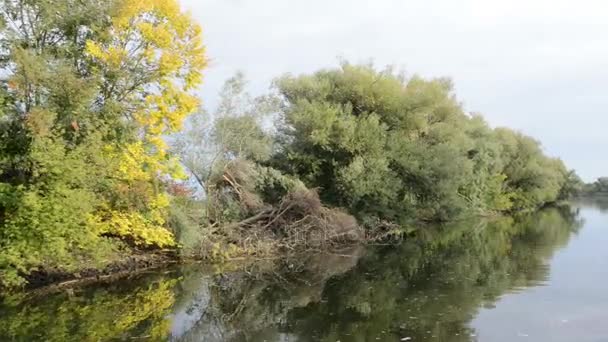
[0,0,206,287]
[271,63,572,222]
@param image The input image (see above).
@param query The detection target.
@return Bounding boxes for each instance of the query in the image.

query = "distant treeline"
[582,177,608,195]
[0,0,581,288]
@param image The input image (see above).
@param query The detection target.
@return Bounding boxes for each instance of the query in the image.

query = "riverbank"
[17,244,367,298]
[21,252,177,293]
[0,205,587,341]
[16,231,365,295]
[7,207,538,293]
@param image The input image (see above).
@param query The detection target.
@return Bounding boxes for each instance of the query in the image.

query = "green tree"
[0,0,206,287]
[583,177,608,195]
[271,63,573,223]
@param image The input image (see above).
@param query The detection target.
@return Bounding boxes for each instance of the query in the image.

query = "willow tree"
[0,0,206,286]
[271,63,571,223]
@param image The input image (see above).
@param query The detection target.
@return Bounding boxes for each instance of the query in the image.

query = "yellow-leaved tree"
[86,0,207,247]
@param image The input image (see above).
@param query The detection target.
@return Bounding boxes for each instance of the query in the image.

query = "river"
[1,199,607,341]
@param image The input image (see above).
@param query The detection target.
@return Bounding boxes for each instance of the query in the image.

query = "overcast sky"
[180,0,608,182]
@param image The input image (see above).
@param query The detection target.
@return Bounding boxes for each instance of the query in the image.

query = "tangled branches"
[234,189,363,246]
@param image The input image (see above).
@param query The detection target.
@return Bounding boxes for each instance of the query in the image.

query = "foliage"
[582,177,608,195]
[173,72,276,199]
[167,66,581,266]
[83,0,206,247]
[167,193,208,257]
[0,0,206,287]
[270,63,575,222]
[0,0,579,288]
[173,73,282,232]
[172,73,364,260]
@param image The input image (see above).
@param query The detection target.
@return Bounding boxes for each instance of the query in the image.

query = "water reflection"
[0,277,177,341]
[575,195,608,213]
[0,205,584,341]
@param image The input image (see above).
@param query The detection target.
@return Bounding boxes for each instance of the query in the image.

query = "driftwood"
[201,161,366,258]
[226,208,272,230]
[220,188,365,253]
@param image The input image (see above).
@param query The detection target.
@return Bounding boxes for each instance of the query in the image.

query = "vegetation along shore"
[0,0,583,289]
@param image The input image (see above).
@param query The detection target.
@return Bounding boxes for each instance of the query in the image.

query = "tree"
[0,0,206,286]
[583,177,608,194]
[174,72,274,198]
[84,0,206,247]
[270,62,573,223]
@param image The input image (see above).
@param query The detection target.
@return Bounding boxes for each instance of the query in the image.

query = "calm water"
[1,199,607,341]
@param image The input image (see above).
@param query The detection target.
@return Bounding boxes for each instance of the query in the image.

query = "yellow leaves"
[149,136,168,152]
[112,0,154,29]
[115,139,179,183]
[85,0,206,180]
[86,0,207,96]
[154,0,181,21]
[158,52,184,76]
[169,157,188,180]
[1,277,178,338]
[81,0,207,250]
[116,142,150,182]
[85,42,126,69]
[94,141,179,248]
[142,46,156,63]
[91,210,175,248]
[138,87,200,140]
[151,192,170,211]
[85,41,104,60]
[111,280,176,336]
[185,71,202,90]
[92,142,179,248]
[138,22,172,49]
[178,92,199,115]
[106,47,128,68]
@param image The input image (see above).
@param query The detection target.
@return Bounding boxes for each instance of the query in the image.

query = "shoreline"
[9,205,570,295]
[19,253,178,296]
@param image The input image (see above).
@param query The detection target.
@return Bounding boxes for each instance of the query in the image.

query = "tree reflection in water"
[0,206,582,342]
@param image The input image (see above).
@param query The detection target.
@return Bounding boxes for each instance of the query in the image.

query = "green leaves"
[0,0,206,287]
[271,63,574,222]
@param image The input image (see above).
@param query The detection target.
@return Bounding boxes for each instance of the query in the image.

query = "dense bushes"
[169,65,579,266]
[270,63,576,222]
[172,72,363,259]
[582,177,608,195]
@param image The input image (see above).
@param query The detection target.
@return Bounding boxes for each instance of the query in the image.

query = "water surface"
[1,200,606,341]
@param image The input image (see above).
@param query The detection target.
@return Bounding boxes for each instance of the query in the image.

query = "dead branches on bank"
[197,159,366,259]
[209,188,364,258]
[236,189,362,244]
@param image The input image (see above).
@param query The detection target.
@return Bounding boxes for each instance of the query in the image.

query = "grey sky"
[180,0,608,182]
